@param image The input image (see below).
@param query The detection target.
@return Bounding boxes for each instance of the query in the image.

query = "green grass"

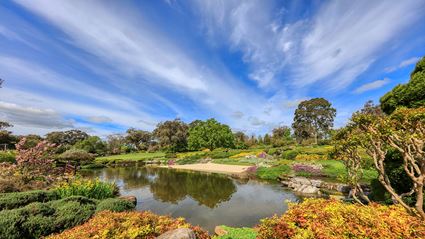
[256,165,291,180]
[214,226,257,239]
[212,158,256,166]
[95,152,166,163]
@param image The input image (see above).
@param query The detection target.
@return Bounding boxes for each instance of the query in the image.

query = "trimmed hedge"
[0,196,97,239]
[0,190,58,210]
[96,198,135,212]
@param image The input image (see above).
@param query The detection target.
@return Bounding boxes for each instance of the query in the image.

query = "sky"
[0,0,424,137]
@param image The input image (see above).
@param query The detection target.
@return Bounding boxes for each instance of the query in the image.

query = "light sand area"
[160,162,250,175]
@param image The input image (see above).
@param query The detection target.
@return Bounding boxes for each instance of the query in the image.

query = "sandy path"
[160,162,250,175]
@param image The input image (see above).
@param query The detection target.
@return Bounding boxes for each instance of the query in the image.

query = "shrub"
[257,198,425,239]
[294,153,322,161]
[96,198,135,212]
[291,163,323,176]
[57,149,95,165]
[47,211,210,239]
[54,179,118,200]
[0,151,15,163]
[0,190,58,210]
[0,196,96,239]
[281,150,298,160]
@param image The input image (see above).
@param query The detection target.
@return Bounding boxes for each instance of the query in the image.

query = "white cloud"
[384,56,421,73]
[353,78,390,94]
[0,101,73,129]
[193,0,424,90]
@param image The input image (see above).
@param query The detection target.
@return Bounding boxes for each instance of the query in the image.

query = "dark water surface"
[82,166,299,232]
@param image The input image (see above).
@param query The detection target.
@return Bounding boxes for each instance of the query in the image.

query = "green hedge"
[0,151,15,163]
[96,198,135,212]
[0,196,96,239]
[0,190,58,210]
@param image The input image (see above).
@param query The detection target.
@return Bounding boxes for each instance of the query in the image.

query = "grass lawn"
[95,152,166,164]
[214,226,257,239]
[256,159,377,183]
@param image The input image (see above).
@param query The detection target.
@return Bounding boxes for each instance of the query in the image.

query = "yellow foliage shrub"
[47,211,210,239]
[294,154,323,161]
[257,198,425,239]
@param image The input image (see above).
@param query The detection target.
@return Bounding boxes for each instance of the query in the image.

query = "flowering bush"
[47,211,210,239]
[257,198,425,239]
[54,179,118,200]
[291,163,323,176]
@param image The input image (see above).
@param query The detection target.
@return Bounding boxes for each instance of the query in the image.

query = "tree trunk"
[415,181,425,219]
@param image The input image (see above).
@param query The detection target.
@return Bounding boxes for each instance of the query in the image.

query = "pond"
[82,166,299,232]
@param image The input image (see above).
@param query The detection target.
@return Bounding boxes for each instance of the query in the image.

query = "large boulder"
[157,228,196,239]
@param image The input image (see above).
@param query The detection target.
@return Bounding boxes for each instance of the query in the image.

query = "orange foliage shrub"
[47,211,210,239]
[257,198,425,239]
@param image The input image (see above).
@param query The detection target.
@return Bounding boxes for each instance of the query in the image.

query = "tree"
[74,136,107,155]
[380,56,425,114]
[336,107,425,219]
[17,134,42,149]
[187,119,235,150]
[153,119,188,152]
[46,130,89,145]
[272,126,292,146]
[292,98,336,144]
[234,131,248,149]
[0,121,16,149]
[106,134,127,155]
[125,128,152,151]
[263,133,271,145]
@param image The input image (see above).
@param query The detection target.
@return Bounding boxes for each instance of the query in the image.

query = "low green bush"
[0,196,96,239]
[96,198,135,212]
[281,150,298,160]
[0,151,15,163]
[209,150,233,159]
[54,179,118,200]
[0,190,58,210]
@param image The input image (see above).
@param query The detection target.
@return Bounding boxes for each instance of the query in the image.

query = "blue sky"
[0,0,424,137]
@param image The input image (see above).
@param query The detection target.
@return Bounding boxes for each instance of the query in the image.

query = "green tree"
[153,119,188,152]
[106,134,127,155]
[292,98,336,144]
[271,126,292,146]
[233,131,248,149]
[380,56,425,114]
[0,121,16,149]
[74,136,107,155]
[46,130,89,145]
[187,118,235,150]
[263,133,271,145]
[125,128,152,151]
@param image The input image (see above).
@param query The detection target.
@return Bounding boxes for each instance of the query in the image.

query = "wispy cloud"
[353,78,390,94]
[384,56,421,73]
[193,0,424,90]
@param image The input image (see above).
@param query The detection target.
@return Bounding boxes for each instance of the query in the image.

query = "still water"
[82,166,299,232]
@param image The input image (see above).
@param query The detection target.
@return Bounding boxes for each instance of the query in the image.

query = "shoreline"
[158,162,250,175]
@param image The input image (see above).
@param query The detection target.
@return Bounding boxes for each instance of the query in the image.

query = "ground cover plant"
[95,151,166,164]
[54,178,118,200]
[46,210,210,239]
[257,198,425,239]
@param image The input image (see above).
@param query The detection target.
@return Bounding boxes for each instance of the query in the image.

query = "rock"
[299,185,320,194]
[214,226,228,236]
[119,196,137,206]
[157,228,196,239]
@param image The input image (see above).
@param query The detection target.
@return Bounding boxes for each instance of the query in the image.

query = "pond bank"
[160,162,251,176]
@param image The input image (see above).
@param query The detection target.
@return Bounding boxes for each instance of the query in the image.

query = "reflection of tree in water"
[84,167,237,208]
[150,169,236,208]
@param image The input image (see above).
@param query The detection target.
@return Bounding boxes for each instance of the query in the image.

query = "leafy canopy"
[188,118,235,150]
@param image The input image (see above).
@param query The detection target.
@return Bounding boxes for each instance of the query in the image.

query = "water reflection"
[82,166,298,232]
